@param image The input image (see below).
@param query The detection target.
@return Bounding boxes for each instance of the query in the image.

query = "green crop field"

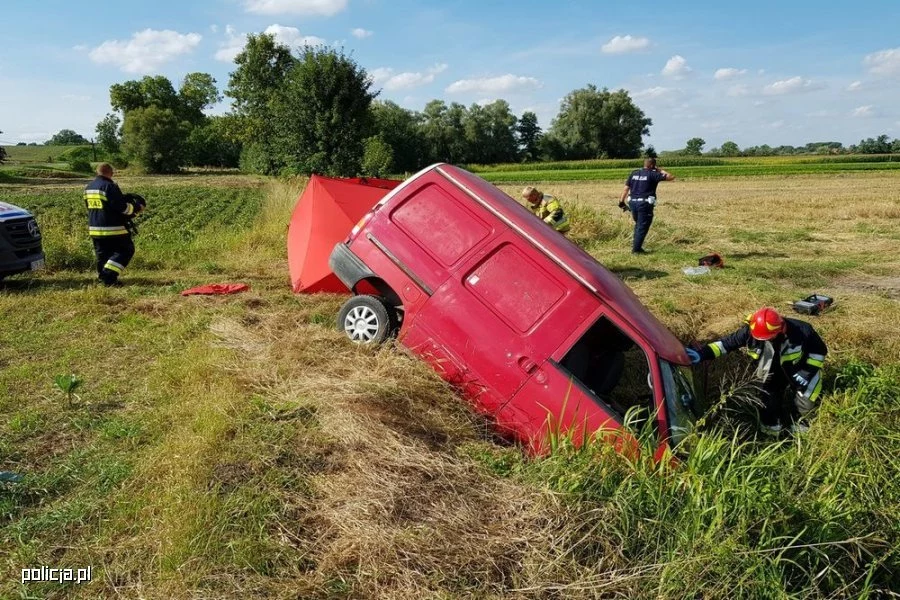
[1,169,898,598]
[466,154,900,182]
[2,144,92,164]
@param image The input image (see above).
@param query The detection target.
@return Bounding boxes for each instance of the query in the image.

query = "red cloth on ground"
[181,283,250,296]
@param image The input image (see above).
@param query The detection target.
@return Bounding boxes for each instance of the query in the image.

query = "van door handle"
[517,356,537,374]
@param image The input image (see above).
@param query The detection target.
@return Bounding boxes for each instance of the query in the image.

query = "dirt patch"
[835,275,900,299]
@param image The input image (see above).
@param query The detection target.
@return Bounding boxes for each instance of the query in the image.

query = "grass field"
[1,169,899,598]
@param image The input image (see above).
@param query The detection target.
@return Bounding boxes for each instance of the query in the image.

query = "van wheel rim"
[345,306,380,342]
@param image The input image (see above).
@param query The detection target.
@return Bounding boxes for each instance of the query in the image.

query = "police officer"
[83,163,143,286]
[619,158,675,254]
[522,186,570,234]
[685,307,828,435]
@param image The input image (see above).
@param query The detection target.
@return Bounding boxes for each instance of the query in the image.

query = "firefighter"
[83,163,143,286]
[685,307,827,435]
[619,157,675,254]
[522,186,570,234]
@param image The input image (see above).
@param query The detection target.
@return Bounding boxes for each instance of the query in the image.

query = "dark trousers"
[759,367,801,427]
[92,235,135,284]
[630,200,654,252]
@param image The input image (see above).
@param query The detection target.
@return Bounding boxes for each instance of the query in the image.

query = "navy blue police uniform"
[83,175,141,285]
[625,167,668,253]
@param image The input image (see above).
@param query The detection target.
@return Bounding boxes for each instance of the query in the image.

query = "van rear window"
[391,183,490,267]
[464,243,564,333]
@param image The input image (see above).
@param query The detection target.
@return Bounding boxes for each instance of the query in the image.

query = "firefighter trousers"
[759,367,815,427]
[92,235,135,285]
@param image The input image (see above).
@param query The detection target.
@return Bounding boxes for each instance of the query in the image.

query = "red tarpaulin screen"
[287,175,401,293]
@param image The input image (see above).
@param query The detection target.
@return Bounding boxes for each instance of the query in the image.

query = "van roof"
[421,164,688,365]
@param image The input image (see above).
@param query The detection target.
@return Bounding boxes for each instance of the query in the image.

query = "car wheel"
[338,295,394,344]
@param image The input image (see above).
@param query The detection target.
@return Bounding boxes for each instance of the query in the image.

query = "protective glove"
[792,371,811,388]
[618,200,629,212]
[685,347,701,364]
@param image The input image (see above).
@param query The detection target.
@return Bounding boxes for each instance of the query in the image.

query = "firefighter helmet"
[748,307,785,340]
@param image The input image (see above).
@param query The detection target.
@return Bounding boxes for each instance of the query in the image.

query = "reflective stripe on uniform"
[123,203,134,216]
[85,190,106,210]
[709,341,727,358]
[747,349,761,360]
[89,226,128,236]
[104,260,125,274]
[802,371,823,402]
[806,353,826,368]
[781,351,803,364]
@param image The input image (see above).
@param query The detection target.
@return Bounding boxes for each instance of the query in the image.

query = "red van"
[329,164,700,455]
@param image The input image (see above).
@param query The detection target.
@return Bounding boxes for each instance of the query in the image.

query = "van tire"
[338,295,395,344]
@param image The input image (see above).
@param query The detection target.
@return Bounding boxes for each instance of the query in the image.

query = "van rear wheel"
[338,295,395,344]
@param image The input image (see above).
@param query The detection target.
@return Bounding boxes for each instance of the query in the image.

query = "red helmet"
[748,307,785,340]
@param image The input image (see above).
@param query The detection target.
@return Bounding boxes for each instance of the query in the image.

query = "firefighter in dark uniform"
[619,158,675,254]
[685,307,828,435]
[83,163,143,286]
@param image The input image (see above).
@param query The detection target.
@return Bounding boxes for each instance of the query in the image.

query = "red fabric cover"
[287,174,401,294]
[181,283,250,296]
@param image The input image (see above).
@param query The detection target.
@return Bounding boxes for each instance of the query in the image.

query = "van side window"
[464,243,565,333]
[390,183,491,267]
[558,317,653,425]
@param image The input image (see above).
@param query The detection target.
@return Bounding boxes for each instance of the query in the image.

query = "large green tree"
[516,111,542,162]
[46,129,89,145]
[95,113,121,154]
[108,72,224,171]
[420,100,469,164]
[121,106,189,173]
[684,137,706,156]
[720,140,740,157]
[270,45,376,176]
[547,85,651,159]
[0,131,7,164]
[371,101,426,173]
[225,33,296,174]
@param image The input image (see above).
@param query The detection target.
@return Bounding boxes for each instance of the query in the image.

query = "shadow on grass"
[0,276,178,293]
[609,267,669,281]
[728,251,789,259]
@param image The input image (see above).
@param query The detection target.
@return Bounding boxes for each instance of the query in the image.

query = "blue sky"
[1,0,899,150]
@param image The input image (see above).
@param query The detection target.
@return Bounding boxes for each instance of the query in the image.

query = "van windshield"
[658,360,700,447]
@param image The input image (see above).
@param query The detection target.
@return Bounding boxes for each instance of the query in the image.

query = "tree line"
[77,34,651,175]
[666,136,900,158]
[11,32,900,174]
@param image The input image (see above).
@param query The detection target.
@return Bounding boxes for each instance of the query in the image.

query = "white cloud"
[244,0,347,16]
[446,74,542,94]
[215,24,324,62]
[807,109,837,118]
[632,86,672,100]
[264,24,325,47]
[762,76,823,95]
[661,55,691,79]
[601,35,650,54]
[847,80,862,91]
[727,84,750,97]
[351,28,373,39]
[714,67,747,80]
[852,105,876,118]
[89,29,202,73]
[863,48,900,77]
[210,24,219,33]
[72,44,88,52]
[372,63,448,91]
